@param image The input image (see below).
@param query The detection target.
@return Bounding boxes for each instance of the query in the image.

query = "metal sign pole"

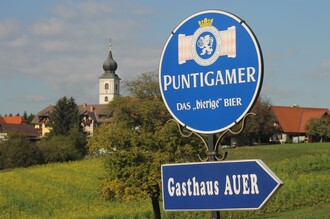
[208,134,221,219]
[158,9,279,217]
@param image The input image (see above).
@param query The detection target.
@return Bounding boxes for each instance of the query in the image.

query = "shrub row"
[0,132,86,170]
[0,134,41,169]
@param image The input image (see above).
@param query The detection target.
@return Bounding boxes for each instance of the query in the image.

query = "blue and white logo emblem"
[178,18,236,66]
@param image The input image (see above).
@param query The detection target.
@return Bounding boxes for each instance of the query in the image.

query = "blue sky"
[0,0,329,115]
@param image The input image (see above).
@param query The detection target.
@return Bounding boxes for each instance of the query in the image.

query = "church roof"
[99,72,120,79]
[102,50,117,72]
[99,40,120,80]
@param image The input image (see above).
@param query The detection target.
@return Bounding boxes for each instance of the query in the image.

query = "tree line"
[306,116,330,142]
[0,97,87,170]
[0,111,35,123]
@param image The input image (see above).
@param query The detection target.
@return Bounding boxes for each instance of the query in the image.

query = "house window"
[115,84,118,91]
[105,96,108,102]
[105,83,109,90]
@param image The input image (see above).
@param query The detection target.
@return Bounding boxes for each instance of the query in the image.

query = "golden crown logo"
[198,18,213,28]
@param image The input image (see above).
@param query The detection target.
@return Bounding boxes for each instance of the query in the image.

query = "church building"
[32,40,121,137]
[99,41,121,104]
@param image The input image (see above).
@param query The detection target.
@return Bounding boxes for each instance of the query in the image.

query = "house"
[0,116,39,141]
[31,105,53,137]
[31,103,111,137]
[271,105,330,143]
[79,103,112,135]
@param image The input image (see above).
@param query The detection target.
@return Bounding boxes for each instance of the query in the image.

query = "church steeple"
[102,40,117,74]
[99,39,121,104]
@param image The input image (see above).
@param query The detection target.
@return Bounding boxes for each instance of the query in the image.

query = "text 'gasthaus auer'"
[167,174,259,197]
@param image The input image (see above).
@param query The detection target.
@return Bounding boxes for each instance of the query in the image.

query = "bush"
[68,125,87,156]
[0,132,42,170]
[0,127,87,170]
[36,135,84,163]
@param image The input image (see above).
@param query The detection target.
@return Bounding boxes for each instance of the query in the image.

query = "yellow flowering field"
[0,158,152,218]
[0,143,329,219]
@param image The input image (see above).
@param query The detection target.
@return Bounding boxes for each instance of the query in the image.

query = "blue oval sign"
[159,10,263,134]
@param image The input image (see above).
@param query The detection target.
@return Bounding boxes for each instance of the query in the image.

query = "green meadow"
[0,143,329,219]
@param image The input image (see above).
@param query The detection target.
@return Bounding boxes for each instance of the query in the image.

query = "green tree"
[0,131,42,169]
[68,124,87,155]
[124,71,161,98]
[23,111,28,120]
[22,111,35,123]
[46,96,87,158]
[306,116,330,142]
[49,96,81,136]
[36,132,83,163]
[27,113,35,123]
[93,98,198,219]
[89,72,200,219]
[234,96,276,145]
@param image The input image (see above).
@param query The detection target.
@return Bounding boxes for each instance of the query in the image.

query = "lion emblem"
[197,34,214,55]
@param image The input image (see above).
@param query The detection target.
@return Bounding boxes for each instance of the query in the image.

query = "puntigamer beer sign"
[159,10,263,133]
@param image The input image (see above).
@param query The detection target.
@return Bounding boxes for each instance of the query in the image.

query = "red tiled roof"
[0,116,27,124]
[271,106,330,134]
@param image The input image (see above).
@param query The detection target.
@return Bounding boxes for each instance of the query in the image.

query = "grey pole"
[208,134,220,219]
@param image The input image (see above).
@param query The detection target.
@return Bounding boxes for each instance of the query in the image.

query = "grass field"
[0,143,329,218]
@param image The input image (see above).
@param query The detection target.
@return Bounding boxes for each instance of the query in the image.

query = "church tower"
[99,40,121,104]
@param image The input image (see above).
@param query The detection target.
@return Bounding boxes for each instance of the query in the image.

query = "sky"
[0,0,329,115]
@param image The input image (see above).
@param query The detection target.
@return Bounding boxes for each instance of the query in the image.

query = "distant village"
[1,43,329,144]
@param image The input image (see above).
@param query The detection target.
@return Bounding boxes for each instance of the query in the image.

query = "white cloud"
[286,48,299,58]
[77,1,113,16]
[51,3,79,19]
[0,19,20,38]
[12,95,49,103]
[309,59,330,79]
[38,40,70,52]
[316,60,330,77]
[32,17,65,35]
[6,35,28,48]
[53,1,118,18]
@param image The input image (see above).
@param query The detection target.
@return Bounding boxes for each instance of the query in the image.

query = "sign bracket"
[168,112,256,219]
[169,112,255,162]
